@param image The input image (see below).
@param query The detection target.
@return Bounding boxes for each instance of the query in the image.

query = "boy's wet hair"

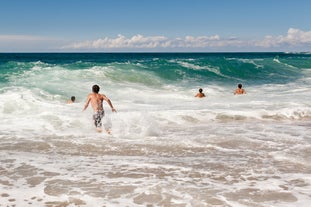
[92,85,100,93]
[238,83,242,88]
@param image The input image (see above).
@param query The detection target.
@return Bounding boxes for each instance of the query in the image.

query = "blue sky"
[0,0,310,52]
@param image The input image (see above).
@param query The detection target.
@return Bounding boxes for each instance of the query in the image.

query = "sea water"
[0,53,310,207]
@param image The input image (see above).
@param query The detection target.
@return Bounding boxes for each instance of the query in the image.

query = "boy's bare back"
[86,93,105,112]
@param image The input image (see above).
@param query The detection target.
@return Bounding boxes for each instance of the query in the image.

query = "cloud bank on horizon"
[62,28,311,52]
[1,28,310,52]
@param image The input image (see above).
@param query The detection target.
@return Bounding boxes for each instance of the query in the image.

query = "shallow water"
[0,53,310,206]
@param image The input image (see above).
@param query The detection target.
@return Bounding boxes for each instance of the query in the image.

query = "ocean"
[0,53,310,207]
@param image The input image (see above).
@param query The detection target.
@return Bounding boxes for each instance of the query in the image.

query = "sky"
[0,0,310,52]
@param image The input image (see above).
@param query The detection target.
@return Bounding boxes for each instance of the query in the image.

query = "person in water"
[195,88,206,98]
[234,83,246,95]
[67,96,76,104]
[83,84,116,133]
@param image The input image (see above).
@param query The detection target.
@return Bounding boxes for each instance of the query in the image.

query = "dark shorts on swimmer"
[93,110,105,128]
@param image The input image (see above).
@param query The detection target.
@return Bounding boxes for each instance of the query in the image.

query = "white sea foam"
[1,54,311,206]
[227,57,265,68]
[273,56,297,68]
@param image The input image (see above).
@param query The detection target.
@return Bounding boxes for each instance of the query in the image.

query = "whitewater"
[0,53,310,207]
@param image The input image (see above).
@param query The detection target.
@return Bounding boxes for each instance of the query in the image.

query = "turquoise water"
[1,52,310,103]
[0,53,310,206]
[1,53,310,85]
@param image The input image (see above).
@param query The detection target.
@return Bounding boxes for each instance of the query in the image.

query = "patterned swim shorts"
[93,110,105,128]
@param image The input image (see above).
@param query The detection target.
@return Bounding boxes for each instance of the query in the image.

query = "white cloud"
[67,34,169,49]
[63,28,311,51]
[63,34,226,50]
[1,28,310,52]
[283,28,311,44]
[255,28,311,48]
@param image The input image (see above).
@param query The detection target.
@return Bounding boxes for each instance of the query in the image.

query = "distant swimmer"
[67,96,76,104]
[234,83,246,95]
[195,88,206,98]
[83,84,116,133]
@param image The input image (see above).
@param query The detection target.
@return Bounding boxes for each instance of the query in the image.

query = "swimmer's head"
[92,85,100,93]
